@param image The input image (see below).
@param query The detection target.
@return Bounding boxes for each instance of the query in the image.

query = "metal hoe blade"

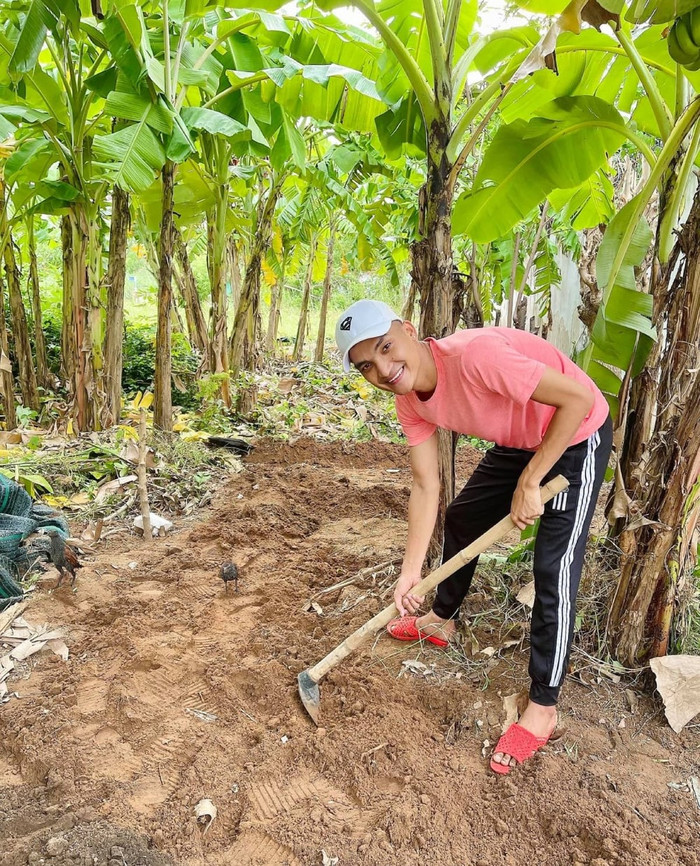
[297,669,320,725]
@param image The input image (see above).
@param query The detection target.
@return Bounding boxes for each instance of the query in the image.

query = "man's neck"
[413,340,438,395]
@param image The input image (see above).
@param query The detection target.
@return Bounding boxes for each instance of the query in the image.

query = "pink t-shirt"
[395,328,609,450]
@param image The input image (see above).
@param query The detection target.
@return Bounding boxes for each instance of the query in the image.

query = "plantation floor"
[1,438,699,866]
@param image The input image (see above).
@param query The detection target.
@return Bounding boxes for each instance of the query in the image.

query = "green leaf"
[9,0,62,75]
[282,113,305,167]
[0,104,51,124]
[103,12,145,87]
[85,66,119,97]
[583,198,656,403]
[4,139,52,183]
[105,91,173,134]
[93,117,166,192]
[36,179,80,201]
[596,198,653,293]
[547,170,615,230]
[375,93,426,159]
[453,96,627,243]
[181,107,246,137]
[624,0,700,24]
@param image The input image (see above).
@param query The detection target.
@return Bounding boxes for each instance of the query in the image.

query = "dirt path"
[1,439,698,866]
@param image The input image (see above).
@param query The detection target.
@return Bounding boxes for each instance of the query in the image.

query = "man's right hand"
[394,571,425,617]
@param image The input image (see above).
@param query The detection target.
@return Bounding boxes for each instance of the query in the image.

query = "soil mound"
[0,439,698,866]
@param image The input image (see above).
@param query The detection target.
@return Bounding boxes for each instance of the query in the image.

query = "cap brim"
[342,319,395,372]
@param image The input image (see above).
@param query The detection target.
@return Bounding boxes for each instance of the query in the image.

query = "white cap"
[335,300,401,372]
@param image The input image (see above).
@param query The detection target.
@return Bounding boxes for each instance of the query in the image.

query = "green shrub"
[122,325,156,393]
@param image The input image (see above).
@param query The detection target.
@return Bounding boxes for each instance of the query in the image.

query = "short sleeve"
[395,396,437,447]
[464,334,546,406]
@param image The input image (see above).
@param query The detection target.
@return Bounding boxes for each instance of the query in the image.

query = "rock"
[45,838,68,858]
[110,848,124,859]
[75,806,98,823]
[419,794,431,805]
[316,727,327,738]
[52,814,75,832]
[27,854,42,864]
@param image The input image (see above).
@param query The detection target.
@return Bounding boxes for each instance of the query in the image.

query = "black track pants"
[433,415,612,706]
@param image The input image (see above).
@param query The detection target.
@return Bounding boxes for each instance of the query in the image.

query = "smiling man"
[335,299,612,774]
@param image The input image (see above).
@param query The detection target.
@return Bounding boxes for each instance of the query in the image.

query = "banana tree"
[459,0,700,662]
[0,180,39,412]
[24,215,52,391]
[0,0,113,429]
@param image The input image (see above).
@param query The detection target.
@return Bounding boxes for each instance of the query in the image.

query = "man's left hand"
[510,482,543,530]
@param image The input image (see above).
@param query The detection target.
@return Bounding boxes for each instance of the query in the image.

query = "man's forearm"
[402,482,440,574]
[520,397,593,487]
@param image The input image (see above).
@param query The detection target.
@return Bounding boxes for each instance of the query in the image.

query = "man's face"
[348,320,420,395]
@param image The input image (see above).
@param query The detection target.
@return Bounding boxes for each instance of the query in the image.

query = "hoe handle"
[307,473,569,684]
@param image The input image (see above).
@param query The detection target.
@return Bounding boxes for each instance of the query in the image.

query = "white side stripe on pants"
[549,430,600,688]
[551,490,569,511]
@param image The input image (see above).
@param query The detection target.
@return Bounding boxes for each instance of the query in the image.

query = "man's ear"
[401,320,418,339]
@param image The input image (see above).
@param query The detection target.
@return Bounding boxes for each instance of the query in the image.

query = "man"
[335,299,612,774]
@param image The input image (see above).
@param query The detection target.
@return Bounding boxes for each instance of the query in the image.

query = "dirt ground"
[1,438,699,866]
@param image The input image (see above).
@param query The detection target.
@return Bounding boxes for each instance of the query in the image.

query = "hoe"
[298,474,569,724]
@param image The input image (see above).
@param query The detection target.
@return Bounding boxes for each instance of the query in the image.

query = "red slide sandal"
[386,616,449,648]
[490,722,551,775]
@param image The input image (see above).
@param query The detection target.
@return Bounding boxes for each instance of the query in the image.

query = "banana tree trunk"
[207,184,230,406]
[608,184,700,664]
[67,208,94,430]
[0,274,16,430]
[227,235,242,313]
[26,216,51,391]
[314,223,335,364]
[154,161,174,431]
[173,228,208,362]
[411,116,463,562]
[103,185,129,427]
[230,173,283,374]
[266,247,287,353]
[0,186,38,413]
[60,214,76,387]
[294,236,318,362]
[85,208,105,429]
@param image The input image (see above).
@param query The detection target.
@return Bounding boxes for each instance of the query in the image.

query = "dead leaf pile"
[0,602,68,703]
[649,655,700,733]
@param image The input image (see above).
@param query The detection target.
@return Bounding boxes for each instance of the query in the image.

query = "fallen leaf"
[303,600,324,615]
[516,581,535,609]
[625,688,638,714]
[46,639,69,661]
[66,491,90,508]
[650,655,700,733]
[0,431,22,445]
[690,776,700,809]
[278,377,298,394]
[480,646,496,658]
[95,474,138,504]
[401,659,429,676]
[322,852,339,866]
[194,798,217,834]
[502,693,519,732]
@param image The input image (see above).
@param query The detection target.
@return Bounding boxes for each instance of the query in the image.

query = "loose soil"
[1,438,698,866]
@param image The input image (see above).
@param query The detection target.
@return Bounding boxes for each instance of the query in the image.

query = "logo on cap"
[340,316,352,331]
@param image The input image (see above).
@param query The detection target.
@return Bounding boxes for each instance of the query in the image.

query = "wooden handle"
[307,474,569,683]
